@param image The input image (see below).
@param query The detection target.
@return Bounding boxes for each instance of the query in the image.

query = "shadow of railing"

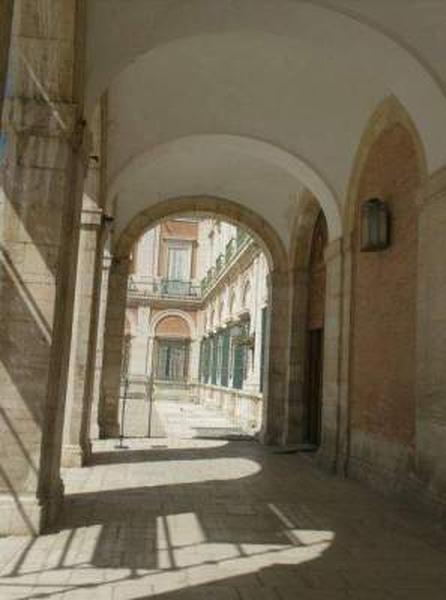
[1,440,446,599]
[0,243,54,534]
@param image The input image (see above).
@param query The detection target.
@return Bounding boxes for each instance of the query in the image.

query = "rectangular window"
[165,241,192,295]
[167,243,191,281]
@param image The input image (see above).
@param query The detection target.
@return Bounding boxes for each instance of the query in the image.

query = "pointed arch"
[345,95,428,235]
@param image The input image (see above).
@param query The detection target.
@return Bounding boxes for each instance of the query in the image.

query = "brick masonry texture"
[350,123,420,447]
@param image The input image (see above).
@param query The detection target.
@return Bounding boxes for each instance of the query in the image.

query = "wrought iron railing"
[128,277,202,299]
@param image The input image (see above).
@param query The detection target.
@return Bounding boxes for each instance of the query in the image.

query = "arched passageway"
[99,197,290,446]
[1,7,446,581]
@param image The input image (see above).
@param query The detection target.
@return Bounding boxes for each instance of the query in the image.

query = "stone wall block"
[415,174,446,501]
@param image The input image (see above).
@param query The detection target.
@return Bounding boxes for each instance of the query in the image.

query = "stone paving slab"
[0,402,445,599]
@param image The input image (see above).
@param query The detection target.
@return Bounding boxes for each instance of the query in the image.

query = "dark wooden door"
[306,328,324,446]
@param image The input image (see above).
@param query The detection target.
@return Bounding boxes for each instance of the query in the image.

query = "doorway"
[304,210,328,447]
[305,328,324,445]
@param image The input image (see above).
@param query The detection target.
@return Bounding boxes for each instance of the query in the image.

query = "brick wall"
[350,123,420,449]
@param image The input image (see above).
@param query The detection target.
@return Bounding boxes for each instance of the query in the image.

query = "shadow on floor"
[90,440,260,465]
[1,442,446,599]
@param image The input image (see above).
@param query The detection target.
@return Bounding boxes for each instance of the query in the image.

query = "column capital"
[2,98,91,173]
[80,208,103,229]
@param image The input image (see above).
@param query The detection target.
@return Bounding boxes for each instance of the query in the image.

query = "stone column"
[260,268,291,445]
[319,238,343,470]
[337,236,353,475]
[0,1,87,534]
[89,247,112,440]
[245,256,262,394]
[99,255,131,438]
[415,168,446,505]
[61,200,103,467]
[283,267,309,445]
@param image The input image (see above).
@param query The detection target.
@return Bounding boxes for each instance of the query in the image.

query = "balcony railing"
[128,277,202,300]
[201,230,252,295]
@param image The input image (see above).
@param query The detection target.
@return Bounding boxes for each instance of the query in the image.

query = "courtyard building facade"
[125,218,268,433]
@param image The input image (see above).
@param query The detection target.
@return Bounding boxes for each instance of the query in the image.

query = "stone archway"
[102,195,290,444]
[286,191,342,467]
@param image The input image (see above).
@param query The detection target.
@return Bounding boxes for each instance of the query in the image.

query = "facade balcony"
[128,276,202,307]
[200,232,254,297]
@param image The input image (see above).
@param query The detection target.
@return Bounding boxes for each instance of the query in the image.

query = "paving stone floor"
[145,400,253,440]
[1,401,446,599]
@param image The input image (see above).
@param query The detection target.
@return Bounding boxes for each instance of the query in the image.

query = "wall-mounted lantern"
[360,198,391,252]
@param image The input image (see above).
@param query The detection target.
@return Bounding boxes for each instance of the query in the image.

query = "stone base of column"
[0,494,43,535]
[259,425,282,446]
[317,435,339,474]
[0,477,63,536]
[99,422,120,439]
[61,444,89,468]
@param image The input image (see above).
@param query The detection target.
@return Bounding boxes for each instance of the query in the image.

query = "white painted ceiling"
[86,0,446,248]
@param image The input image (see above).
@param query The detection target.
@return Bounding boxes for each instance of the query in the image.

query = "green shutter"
[221,329,230,387]
[231,319,250,390]
[199,339,205,382]
[205,338,211,383]
[211,335,218,384]
[232,342,244,390]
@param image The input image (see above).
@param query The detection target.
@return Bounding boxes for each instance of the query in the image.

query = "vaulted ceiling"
[85,0,446,248]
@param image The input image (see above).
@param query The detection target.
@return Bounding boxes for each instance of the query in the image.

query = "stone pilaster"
[415,168,446,505]
[283,267,309,445]
[260,268,291,445]
[62,201,103,467]
[89,247,112,440]
[245,256,262,395]
[99,255,131,438]
[337,236,353,475]
[0,0,87,534]
[319,238,343,470]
